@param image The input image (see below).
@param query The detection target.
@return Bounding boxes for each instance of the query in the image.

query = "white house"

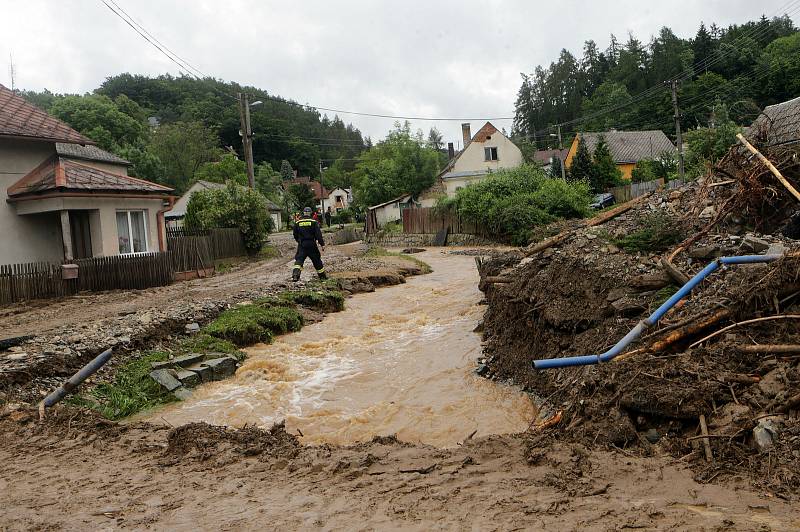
[324,187,351,213]
[419,122,523,206]
[167,179,283,229]
[366,193,416,232]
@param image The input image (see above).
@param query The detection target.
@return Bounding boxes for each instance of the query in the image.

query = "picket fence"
[0,228,248,305]
[401,208,490,236]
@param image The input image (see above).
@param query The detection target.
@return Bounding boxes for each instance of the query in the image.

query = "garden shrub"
[612,213,683,252]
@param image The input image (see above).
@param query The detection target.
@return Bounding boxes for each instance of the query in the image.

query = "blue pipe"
[532,254,782,370]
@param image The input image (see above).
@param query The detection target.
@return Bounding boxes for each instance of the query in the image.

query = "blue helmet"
[303,207,312,216]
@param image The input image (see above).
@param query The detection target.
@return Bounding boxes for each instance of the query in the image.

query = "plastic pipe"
[532,255,782,370]
[40,348,113,408]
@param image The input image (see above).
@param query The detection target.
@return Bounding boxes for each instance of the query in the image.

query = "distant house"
[565,130,676,180]
[533,148,569,172]
[418,121,523,206]
[748,96,800,147]
[167,179,283,229]
[326,187,351,213]
[284,176,331,213]
[366,193,416,233]
[0,84,173,264]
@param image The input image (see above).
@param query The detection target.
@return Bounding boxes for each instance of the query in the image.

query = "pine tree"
[280,160,294,181]
[592,135,623,192]
[549,157,563,179]
[569,136,594,184]
[692,22,716,74]
[427,127,443,151]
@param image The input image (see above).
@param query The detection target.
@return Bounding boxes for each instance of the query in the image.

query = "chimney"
[461,123,471,148]
[447,142,455,160]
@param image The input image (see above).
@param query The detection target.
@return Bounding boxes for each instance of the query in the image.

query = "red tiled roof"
[7,157,172,198]
[285,177,329,200]
[0,84,94,145]
[471,122,499,143]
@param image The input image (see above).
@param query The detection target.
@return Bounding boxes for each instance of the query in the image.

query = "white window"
[116,210,148,254]
[484,147,499,161]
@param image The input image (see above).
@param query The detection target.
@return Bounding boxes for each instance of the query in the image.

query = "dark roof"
[0,84,94,145]
[7,157,172,199]
[55,143,131,166]
[577,131,675,164]
[748,96,800,147]
[533,148,568,164]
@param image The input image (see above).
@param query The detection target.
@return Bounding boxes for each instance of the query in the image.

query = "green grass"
[279,288,345,312]
[365,246,432,274]
[204,303,304,346]
[611,213,682,253]
[652,285,679,308]
[215,262,234,274]
[68,351,177,420]
[259,245,280,259]
[177,333,245,361]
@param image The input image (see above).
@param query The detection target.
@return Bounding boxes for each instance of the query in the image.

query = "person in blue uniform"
[292,206,327,281]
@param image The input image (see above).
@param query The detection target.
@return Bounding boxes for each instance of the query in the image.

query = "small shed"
[366,193,415,234]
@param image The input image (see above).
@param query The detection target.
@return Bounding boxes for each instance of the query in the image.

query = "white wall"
[374,201,402,227]
[0,139,64,264]
[444,174,489,196]
[452,133,522,174]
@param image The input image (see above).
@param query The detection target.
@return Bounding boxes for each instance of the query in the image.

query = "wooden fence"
[166,228,246,272]
[0,253,174,305]
[607,178,666,203]
[402,208,489,236]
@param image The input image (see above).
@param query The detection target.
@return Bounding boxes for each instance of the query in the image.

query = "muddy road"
[144,251,535,447]
[3,248,800,530]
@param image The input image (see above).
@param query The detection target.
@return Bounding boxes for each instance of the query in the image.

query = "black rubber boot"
[318,272,328,281]
[292,268,301,282]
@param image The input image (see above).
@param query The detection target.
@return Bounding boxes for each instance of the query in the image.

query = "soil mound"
[478,139,800,495]
[164,421,300,462]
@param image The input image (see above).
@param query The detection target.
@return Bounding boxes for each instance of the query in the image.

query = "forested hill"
[513,14,799,147]
[22,74,366,191]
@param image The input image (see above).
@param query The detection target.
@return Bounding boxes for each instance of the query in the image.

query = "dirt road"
[2,248,800,530]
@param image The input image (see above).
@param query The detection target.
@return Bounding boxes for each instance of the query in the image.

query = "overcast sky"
[1,0,797,145]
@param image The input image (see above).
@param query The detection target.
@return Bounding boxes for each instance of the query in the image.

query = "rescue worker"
[292,206,327,281]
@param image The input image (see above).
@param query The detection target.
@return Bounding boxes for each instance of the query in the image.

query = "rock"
[757,369,785,399]
[688,245,722,260]
[475,364,490,377]
[149,369,183,392]
[606,287,628,302]
[541,247,554,258]
[472,320,484,334]
[185,322,201,334]
[741,235,770,253]
[201,356,238,380]
[629,271,672,291]
[175,369,201,387]
[644,428,661,444]
[150,353,205,370]
[767,243,787,256]
[186,363,213,382]
[138,313,153,325]
[753,417,781,452]
[173,387,192,401]
[4,352,27,361]
[611,299,647,317]
[699,206,716,219]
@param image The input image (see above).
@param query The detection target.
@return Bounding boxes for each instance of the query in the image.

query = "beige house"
[0,84,173,264]
[325,187,351,213]
[167,179,283,229]
[419,122,523,206]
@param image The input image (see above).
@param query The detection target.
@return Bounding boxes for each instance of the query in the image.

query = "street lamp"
[250,100,263,107]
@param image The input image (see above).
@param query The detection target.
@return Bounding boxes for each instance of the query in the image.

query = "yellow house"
[565,130,676,180]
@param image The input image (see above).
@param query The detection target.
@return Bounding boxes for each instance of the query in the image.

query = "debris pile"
[478,137,800,495]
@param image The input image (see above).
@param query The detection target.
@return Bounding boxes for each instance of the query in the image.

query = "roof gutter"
[157,196,177,252]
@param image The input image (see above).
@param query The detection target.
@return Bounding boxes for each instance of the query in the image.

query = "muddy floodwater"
[147,251,535,447]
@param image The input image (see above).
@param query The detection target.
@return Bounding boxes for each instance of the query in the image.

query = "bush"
[330,207,354,224]
[185,182,272,254]
[445,164,592,245]
[612,213,683,252]
[632,153,678,183]
[280,288,345,312]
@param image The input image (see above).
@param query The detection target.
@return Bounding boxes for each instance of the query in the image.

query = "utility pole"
[557,124,566,180]
[238,92,256,188]
[667,80,686,182]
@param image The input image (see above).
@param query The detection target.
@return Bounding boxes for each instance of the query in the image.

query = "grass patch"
[652,285,679,308]
[365,246,432,274]
[177,333,244,361]
[612,213,682,253]
[279,288,345,312]
[215,262,233,274]
[259,245,280,259]
[68,351,177,420]
[204,304,304,346]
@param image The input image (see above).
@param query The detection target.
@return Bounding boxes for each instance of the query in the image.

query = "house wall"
[0,139,64,264]
[443,174,488,196]
[564,137,634,181]
[373,202,403,227]
[327,188,350,211]
[452,133,522,174]
[14,196,164,258]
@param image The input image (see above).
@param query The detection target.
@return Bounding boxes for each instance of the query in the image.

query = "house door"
[69,211,93,259]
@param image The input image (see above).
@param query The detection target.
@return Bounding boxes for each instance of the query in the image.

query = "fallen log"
[484,276,514,284]
[736,133,800,203]
[649,309,732,353]
[776,393,800,414]
[660,257,690,286]
[525,196,646,256]
[698,415,714,463]
[689,315,800,350]
[735,344,800,355]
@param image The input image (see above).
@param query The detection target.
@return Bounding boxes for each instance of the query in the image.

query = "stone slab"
[175,369,201,388]
[201,356,238,380]
[149,369,183,392]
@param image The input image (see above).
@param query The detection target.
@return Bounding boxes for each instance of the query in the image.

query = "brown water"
[146,251,535,447]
